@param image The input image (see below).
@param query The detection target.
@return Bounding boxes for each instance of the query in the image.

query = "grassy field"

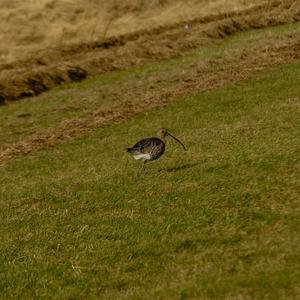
[0,58,299,299]
[1,22,300,151]
[0,0,264,64]
[2,1,298,104]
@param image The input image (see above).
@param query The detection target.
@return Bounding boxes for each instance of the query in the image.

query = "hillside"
[1,0,299,103]
[0,1,300,299]
[0,0,265,65]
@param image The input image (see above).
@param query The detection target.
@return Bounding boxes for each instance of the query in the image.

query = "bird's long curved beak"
[168,132,186,150]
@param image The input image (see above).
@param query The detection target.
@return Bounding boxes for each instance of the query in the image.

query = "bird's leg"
[141,160,147,171]
[135,161,147,178]
[139,160,149,174]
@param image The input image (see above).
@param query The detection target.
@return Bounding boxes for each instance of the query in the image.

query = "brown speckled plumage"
[126,128,186,171]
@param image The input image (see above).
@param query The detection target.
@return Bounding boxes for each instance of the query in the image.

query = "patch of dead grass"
[1,0,299,103]
[0,0,268,65]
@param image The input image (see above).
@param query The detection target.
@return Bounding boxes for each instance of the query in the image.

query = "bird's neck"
[158,135,167,143]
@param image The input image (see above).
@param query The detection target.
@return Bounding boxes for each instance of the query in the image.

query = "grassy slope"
[0,59,299,298]
[0,0,264,64]
[1,22,299,150]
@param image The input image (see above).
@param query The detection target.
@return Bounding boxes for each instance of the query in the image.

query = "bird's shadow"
[158,162,198,173]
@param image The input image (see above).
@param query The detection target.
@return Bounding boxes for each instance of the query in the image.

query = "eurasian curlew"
[126,128,186,171]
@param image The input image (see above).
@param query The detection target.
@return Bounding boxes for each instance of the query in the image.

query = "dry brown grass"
[1,0,299,103]
[0,0,266,64]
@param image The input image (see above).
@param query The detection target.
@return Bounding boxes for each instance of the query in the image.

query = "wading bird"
[126,128,186,171]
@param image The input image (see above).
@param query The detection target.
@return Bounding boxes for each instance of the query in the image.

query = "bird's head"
[157,128,186,150]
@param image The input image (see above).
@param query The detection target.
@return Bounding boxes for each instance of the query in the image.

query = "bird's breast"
[133,153,151,161]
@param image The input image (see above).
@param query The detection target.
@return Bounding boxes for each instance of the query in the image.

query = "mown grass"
[0,60,299,299]
[1,22,299,149]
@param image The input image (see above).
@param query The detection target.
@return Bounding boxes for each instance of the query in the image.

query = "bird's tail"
[126,147,134,153]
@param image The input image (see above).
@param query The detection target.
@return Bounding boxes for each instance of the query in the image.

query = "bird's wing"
[132,137,163,153]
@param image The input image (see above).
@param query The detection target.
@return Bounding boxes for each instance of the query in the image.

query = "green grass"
[1,22,300,149]
[0,60,299,299]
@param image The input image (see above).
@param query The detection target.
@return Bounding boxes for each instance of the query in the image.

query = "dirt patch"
[0,66,87,101]
[0,0,299,103]
[0,31,299,165]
